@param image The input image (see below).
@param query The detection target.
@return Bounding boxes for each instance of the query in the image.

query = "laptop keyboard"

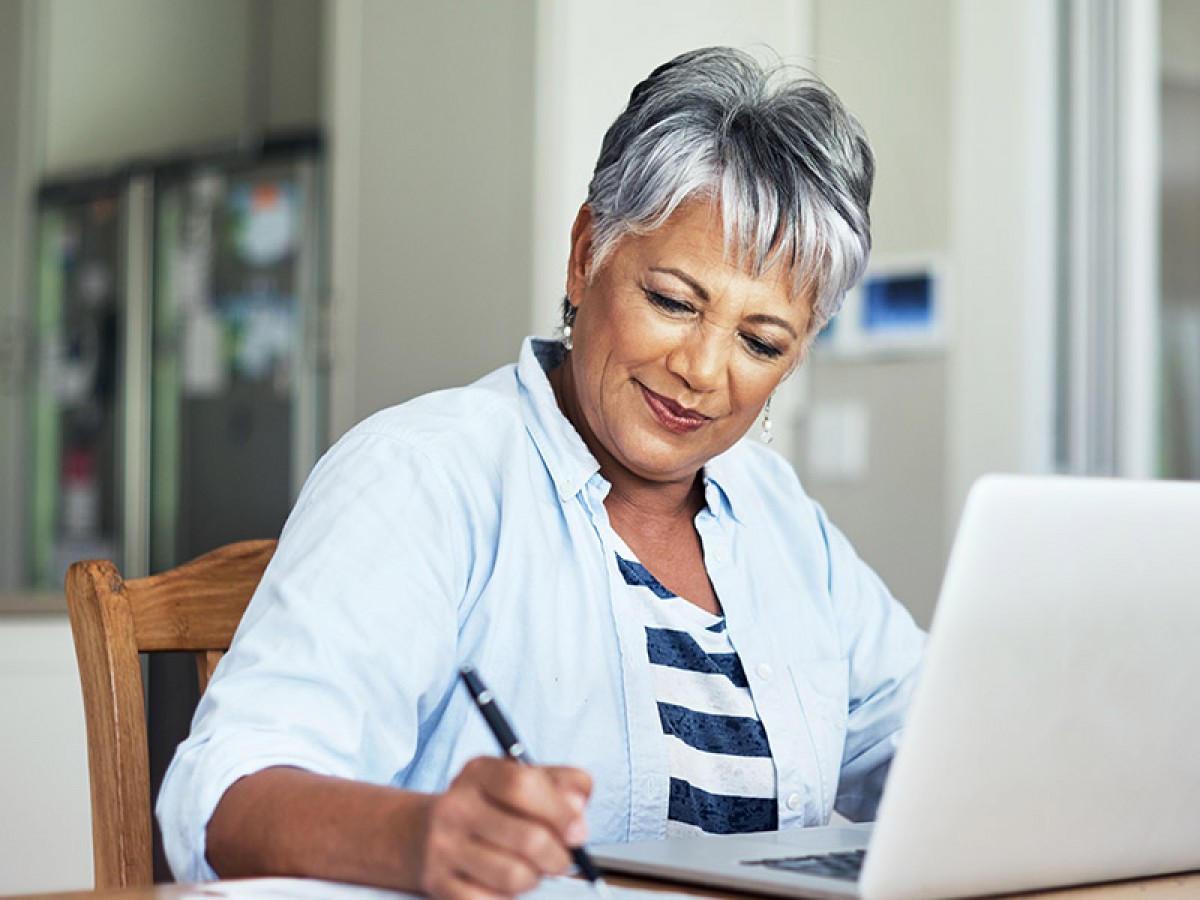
[742,848,867,882]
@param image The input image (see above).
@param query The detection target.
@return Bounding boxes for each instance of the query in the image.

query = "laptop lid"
[860,474,1200,898]
[594,475,1200,899]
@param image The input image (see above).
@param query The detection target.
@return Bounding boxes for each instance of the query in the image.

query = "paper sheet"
[196,875,693,899]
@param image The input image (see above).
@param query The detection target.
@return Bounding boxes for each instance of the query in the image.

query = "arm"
[205,761,592,898]
[161,422,592,895]
[814,506,926,822]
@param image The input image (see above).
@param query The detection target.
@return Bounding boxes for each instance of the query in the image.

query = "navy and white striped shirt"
[618,553,779,836]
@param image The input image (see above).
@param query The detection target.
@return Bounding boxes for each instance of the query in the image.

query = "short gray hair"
[574,46,874,338]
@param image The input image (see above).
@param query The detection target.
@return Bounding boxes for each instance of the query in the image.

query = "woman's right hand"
[206,762,593,898]
[418,757,593,899]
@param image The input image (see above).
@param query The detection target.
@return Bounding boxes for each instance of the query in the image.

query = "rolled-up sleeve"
[156,428,468,881]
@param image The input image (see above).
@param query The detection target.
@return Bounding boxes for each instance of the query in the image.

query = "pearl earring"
[760,396,773,444]
[562,302,577,352]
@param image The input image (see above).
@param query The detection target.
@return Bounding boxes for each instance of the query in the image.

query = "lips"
[638,383,712,435]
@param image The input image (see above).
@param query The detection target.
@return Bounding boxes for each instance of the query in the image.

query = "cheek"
[595,303,670,359]
[731,368,786,413]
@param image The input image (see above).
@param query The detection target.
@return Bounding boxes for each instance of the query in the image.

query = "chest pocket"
[788,658,850,819]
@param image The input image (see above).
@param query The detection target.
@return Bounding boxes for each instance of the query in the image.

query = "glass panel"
[28,187,124,587]
[151,157,319,569]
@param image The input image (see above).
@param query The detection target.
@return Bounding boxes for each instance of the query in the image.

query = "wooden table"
[8,871,1200,900]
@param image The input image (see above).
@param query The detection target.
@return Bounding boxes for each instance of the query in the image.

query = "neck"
[605,473,705,530]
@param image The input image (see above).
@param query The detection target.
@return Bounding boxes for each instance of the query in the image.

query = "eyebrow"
[649,266,801,340]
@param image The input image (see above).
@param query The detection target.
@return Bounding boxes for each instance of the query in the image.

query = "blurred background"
[0,0,1197,892]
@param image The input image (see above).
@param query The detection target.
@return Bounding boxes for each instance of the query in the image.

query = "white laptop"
[593,474,1200,899]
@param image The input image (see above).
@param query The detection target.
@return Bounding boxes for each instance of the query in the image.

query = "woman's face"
[560,200,811,489]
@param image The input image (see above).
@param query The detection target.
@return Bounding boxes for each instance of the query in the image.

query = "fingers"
[475,760,592,846]
[542,766,594,847]
[419,758,593,899]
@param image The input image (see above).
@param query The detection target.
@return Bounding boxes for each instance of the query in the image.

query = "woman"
[159,47,925,899]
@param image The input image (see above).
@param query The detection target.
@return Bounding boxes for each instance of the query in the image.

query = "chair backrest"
[65,539,276,889]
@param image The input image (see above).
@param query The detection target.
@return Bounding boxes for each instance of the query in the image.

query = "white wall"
[326,0,538,436]
[947,0,1058,519]
[0,617,93,894]
[799,0,953,626]
[39,0,322,173]
[42,0,252,172]
[789,0,1060,626]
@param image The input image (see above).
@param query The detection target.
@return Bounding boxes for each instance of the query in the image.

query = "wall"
[326,0,538,435]
[41,0,321,173]
[1161,0,1200,477]
[792,0,1059,628]
[0,616,92,893]
[0,1,39,591]
[43,0,251,172]
[948,0,1058,517]
[798,0,953,626]
[258,0,324,132]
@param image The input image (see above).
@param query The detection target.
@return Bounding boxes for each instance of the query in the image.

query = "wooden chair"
[65,539,276,889]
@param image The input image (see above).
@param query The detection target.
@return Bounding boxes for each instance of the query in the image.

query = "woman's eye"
[646,290,693,315]
[742,333,784,360]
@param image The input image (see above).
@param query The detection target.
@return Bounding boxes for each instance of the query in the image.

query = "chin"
[619,445,708,484]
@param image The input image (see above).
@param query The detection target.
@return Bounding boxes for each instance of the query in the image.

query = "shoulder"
[322,364,530,477]
[292,363,530,523]
[348,363,523,454]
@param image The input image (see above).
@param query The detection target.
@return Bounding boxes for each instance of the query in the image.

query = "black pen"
[459,665,612,898]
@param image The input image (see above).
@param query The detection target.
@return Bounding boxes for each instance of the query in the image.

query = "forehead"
[613,200,809,308]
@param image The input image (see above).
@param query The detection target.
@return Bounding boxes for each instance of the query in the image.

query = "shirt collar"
[518,338,602,502]
[700,448,746,525]
[517,336,746,524]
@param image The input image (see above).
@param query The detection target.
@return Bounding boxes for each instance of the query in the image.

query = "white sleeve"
[156,428,470,881]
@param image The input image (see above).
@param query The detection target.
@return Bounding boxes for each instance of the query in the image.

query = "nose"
[665,323,728,393]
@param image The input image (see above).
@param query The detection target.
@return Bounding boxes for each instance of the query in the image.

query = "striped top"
[617,552,779,837]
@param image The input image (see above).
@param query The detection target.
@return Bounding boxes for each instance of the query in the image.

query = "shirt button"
[712,549,727,564]
[755,663,773,680]
[786,793,803,811]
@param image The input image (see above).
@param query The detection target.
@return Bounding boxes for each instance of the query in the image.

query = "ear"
[565,204,595,309]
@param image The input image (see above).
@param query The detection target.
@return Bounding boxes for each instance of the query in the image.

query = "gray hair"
[571,46,874,338]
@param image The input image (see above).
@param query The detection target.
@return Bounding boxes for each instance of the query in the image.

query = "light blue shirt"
[158,338,926,882]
